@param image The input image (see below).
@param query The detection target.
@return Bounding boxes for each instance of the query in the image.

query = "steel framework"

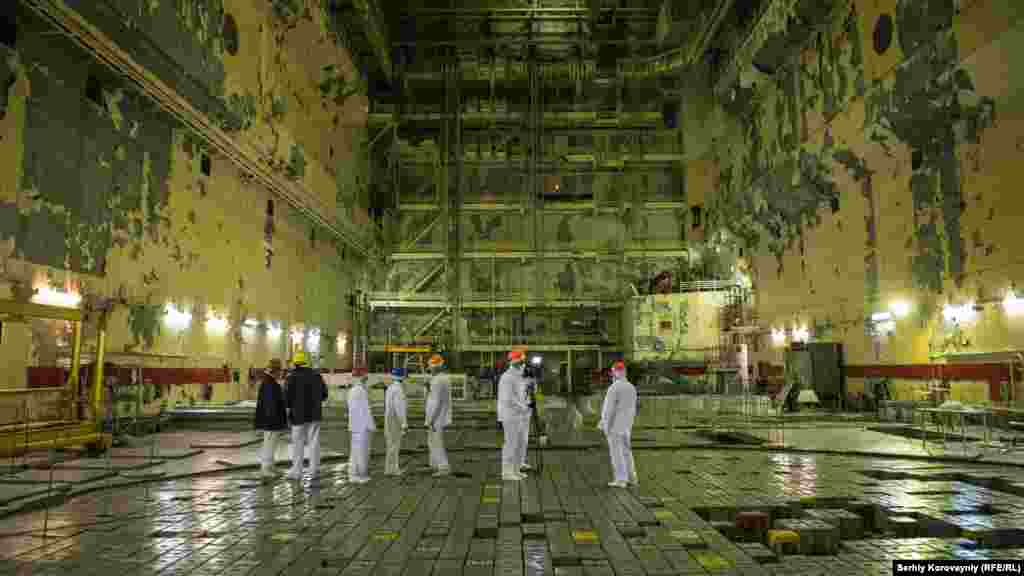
[0,299,111,456]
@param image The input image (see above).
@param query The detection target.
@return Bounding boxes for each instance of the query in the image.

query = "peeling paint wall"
[0,2,369,409]
[702,0,1024,395]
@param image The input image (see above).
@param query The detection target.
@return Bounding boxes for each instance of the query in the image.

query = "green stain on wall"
[865,19,996,292]
[223,91,257,132]
[128,302,164,349]
[286,144,306,181]
[318,65,361,105]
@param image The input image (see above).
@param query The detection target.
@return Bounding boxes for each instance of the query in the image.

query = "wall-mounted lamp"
[792,325,810,343]
[32,287,82,309]
[164,304,192,329]
[267,323,282,338]
[870,311,893,323]
[942,302,976,324]
[771,328,787,346]
[205,310,229,332]
[1004,290,1024,316]
[336,333,348,354]
[306,329,321,354]
[243,318,260,329]
[889,300,911,318]
[289,328,304,345]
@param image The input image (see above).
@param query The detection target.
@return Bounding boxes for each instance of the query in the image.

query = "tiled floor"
[1,400,1024,575]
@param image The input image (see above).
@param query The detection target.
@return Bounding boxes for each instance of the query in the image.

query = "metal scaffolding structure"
[362,1,740,374]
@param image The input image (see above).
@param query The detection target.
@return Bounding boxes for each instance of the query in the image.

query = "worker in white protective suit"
[384,368,408,476]
[497,350,531,481]
[425,355,452,477]
[347,366,375,483]
[599,361,638,488]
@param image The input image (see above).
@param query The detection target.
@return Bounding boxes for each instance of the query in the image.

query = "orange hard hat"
[428,354,444,367]
[611,361,625,372]
[507,350,526,362]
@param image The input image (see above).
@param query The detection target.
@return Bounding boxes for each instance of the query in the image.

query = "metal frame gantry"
[0,299,112,457]
[368,13,703,366]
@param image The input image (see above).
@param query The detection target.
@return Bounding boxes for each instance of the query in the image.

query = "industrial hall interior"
[2,0,1024,574]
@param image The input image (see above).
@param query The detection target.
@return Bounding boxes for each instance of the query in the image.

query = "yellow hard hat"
[428,354,444,367]
[292,351,307,365]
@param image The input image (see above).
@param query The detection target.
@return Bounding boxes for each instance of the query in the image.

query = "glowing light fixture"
[530,355,542,366]
[290,328,304,345]
[32,287,81,308]
[243,318,260,328]
[792,325,810,343]
[267,323,282,338]
[1004,290,1024,316]
[889,300,911,318]
[306,328,321,354]
[771,328,786,346]
[205,310,229,331]
[164,304,192,329]
[942,302,976,324]
[870,311,893,323]
[336,333,348,354]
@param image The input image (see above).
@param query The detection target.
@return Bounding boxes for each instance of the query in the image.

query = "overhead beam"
[715,0,800,95]
[22,0,374,258]
[622,0,735,78]
[408,262,446,293]
[413,308,449,338]
[389,249,691,261]
[402,212,444,249]
[399,202,685,213]
[368,297,624,310]
[399,7,656,18]
[393,38,661,47]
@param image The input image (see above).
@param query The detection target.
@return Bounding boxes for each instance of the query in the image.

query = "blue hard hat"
[391,368,405,378]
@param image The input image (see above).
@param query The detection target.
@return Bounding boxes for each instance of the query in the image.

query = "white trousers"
[607,432,637,484]
[427,428,449,470]
[289,422,321,477]
[350,431,372,479]
[501,419,526,476]
[384,431,403,475]
[259,430,282,474]
[520,415,531,465]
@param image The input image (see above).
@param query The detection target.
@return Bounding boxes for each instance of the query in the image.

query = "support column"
[91,311,108,429]
[68,321,82,421]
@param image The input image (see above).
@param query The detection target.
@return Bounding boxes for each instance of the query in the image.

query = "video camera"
[522,355,543,382]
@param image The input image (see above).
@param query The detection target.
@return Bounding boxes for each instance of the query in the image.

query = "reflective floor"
[1,401,1024,575]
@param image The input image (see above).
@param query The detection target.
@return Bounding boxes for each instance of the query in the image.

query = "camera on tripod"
[522,355,543,381]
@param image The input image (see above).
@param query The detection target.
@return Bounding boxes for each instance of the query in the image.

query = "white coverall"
[497,365,530,479]
[599,375,638,486]
[384,380,408,475]
[425,372,452,473]
[348,381,376,481]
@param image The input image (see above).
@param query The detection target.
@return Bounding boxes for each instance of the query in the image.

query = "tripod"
[527,387,546,475]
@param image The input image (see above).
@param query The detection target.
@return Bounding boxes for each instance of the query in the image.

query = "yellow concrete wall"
[0,1,368,422]
[743,2,1024,384]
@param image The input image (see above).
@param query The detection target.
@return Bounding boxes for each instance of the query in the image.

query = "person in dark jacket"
[285,351,328,480]
[255,359,287,479]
